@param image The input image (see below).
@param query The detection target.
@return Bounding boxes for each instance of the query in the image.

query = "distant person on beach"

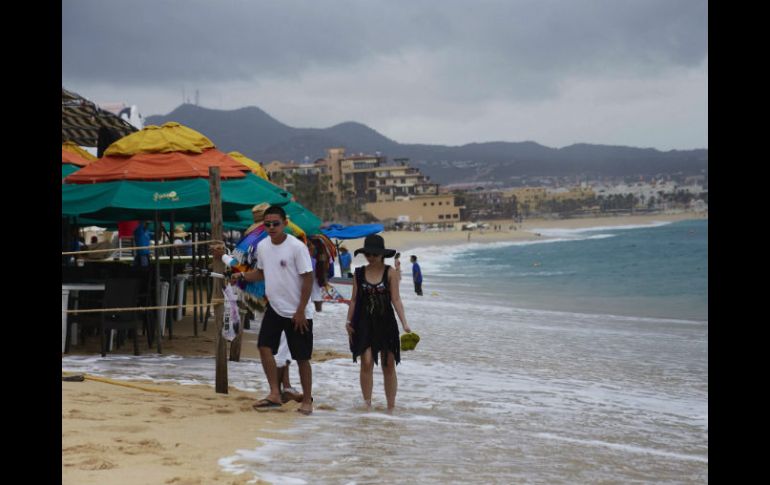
[230,205,315,415]
[410,255,423,296]
[345,235,412,411]
[394,252,402,281]
[339,246,352,278]
[133,221,151,267]
[173,225,189,256]
[308,237,330,312]
[85,235,114,261]
[182,234,193,256]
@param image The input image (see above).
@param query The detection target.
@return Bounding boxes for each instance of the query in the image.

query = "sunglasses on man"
[263,220,282,228]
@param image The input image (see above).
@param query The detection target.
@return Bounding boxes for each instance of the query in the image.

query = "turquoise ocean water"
[424,218,708,321]
[63,218,708,484]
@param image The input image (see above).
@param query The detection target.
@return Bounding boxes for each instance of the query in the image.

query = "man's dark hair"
[264,205,287,220]
[410,255,417,261]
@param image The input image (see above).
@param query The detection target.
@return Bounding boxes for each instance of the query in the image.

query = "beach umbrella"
[62,164,80,179]
[62,145,93,180]
[320,224,384,278]
[62,141,97,162]
[228,151,269,180]
[321,223,384,239]
[62,173,288,221]
[65,122,248,183]
[62,122,292,221]
[62,146,92,167]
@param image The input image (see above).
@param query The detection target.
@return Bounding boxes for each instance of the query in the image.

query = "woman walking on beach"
[345,235,411,412]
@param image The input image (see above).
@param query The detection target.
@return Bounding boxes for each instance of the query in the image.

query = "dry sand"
[62,378,292,485]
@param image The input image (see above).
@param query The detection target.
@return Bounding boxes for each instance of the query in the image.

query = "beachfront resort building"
[266,147,462,224]
[320,148,440,204]
[364,194,461,224]
[264,159,331,193]
[326,149,461,223]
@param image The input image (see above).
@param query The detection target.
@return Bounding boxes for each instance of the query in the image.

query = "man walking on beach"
[229,206,315,415]
[410,255,423,296]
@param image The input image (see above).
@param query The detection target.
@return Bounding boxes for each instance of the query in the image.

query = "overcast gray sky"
[62,0,707,150]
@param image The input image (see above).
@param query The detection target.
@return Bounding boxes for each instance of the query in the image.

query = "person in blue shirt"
[410,255,423,296]
[338,246,352,278]
[133,221,151,267]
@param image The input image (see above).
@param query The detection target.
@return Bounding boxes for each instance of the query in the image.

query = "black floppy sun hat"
[354,234,397,258]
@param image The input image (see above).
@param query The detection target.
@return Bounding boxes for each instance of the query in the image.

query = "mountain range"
[147,104,708,185]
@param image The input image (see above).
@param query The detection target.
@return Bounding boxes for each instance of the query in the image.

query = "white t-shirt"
[257,234,314,319]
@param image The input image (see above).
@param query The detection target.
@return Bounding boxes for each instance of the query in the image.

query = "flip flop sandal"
[62,374,85,382]
[252,398,282,410]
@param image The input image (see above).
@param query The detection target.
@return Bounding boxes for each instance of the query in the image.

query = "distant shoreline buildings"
[263,147,707,224]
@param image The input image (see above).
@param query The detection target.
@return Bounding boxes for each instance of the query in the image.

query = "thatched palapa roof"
[62,87,138,147]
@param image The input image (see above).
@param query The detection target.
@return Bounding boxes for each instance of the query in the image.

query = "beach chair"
[100,278,144,357]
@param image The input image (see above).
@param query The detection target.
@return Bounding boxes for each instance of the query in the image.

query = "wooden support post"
[209,167,228,393]
[192,222,198,337]
[168,212,175,339]
[229,315,243,362]
[154,214,163,354]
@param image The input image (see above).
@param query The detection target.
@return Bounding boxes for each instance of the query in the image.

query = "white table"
[61,283,105,352]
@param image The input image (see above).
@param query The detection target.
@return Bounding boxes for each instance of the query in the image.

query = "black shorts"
[257,304,313,361]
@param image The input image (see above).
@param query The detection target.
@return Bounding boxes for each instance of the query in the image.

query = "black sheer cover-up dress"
[350,265,401,367]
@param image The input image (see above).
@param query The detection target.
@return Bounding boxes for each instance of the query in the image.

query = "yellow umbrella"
[62,141,97,162]
[228,151,269,180]
[105,122,215,156]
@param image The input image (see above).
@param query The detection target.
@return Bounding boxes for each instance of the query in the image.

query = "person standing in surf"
[345,235,412,412]
[229,205,315,415]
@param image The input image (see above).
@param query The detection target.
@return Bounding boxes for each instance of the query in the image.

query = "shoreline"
[337,211,706,256]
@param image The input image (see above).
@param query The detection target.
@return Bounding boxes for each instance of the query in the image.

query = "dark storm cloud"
[62,0,707,149]
[63,0,706,95]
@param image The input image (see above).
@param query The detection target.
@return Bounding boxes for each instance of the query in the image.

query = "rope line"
[63,300,226,314]
[81,375,176,393]
[62,238,226,256]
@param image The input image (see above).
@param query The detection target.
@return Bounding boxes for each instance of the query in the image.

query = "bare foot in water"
[281,387,303,403]
[297,397,313,415]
